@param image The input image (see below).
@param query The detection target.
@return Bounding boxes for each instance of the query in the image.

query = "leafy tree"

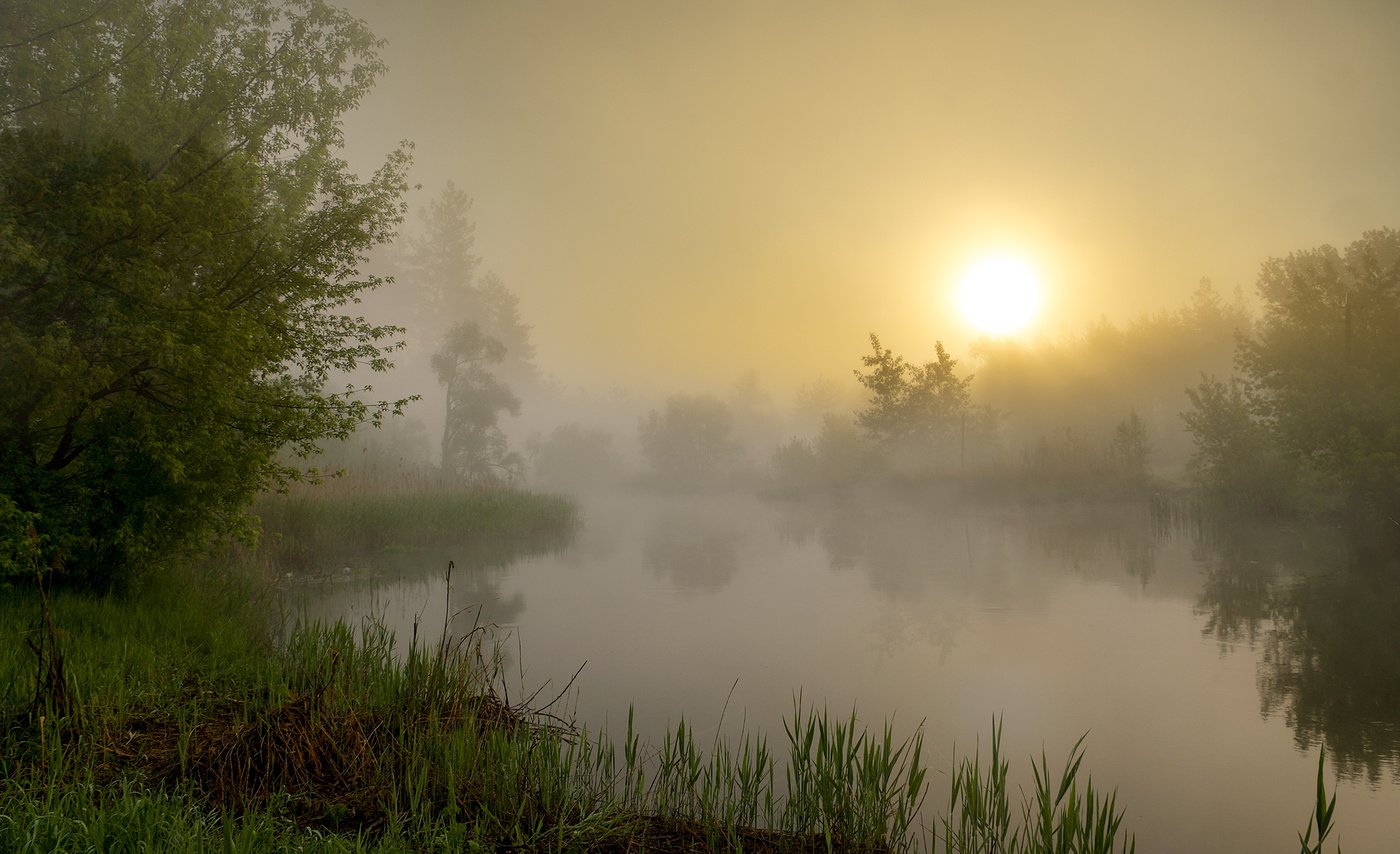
[1108,409,1151,483]
[770,438,820,492]
[405,183,536,388]
[1240,229,1400,524]
[431,322,522,485]
[1182,375,1293,512]
[769,414,876,492]
[405,182,482,325]
[398,184,537,480]
[638,394,744,484]
[853,334,976,471]
[527,423,625,490]
[0,0,411,585]
[1186,229,1400,524]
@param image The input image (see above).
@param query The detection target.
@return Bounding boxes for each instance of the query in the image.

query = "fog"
[11,1,1400,848]
[336,0,1400,397]
[287,5,1400,848]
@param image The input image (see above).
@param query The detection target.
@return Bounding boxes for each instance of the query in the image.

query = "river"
[286,488,1400,852]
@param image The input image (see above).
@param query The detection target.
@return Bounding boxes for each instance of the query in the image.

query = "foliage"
[1298,748,1339,854]
[252,489,577,573]
[1184,229,1400,526]
[1182,375,1294,512]
[976,279,1248,470]
[1242,228,1400,526]
[637,394,745,485]
[943,720,1135,854]
[431,322,523,486]
[0,495,42,579]
[1014,410,1153,496]
[770,415,878,492]
[854,334,972,447]
[404,183,536,388]
[526,423,625,489]
[1109,410,1151,483]
[0,0,411,585]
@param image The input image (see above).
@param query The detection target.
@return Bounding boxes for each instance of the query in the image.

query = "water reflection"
[1194,523,1400,784]
[773,494,1162,600]
[642,509,740,592]
[284,489,1400,849]
[281,518,578,659]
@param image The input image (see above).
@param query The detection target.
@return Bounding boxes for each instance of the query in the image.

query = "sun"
[955,254,1043,336]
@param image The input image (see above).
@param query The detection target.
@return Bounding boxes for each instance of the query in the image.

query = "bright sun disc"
[956,255,1042,336]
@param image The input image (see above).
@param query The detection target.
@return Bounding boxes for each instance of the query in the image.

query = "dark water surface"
[287,489,1400,852]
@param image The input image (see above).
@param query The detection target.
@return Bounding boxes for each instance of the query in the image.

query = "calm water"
[288,489,1400,852]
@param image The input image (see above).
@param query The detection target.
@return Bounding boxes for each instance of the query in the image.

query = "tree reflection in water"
[1195,523,1400,785]
[642,510,740,593]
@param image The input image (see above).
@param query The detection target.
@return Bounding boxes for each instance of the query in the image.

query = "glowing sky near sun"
[338,0,1400,392]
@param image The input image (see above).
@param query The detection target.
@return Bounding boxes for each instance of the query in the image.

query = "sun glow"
[955,254,1043,336]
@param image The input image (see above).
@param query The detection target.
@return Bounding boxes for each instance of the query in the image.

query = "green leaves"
[853,333,980,473]
[1298,747,1338,854]
[0,1,410,585]
[1186,228,1400,525]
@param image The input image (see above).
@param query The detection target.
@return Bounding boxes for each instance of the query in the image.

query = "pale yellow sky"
[339,0,1400,394]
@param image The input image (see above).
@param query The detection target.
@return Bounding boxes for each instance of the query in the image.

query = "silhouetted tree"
[1109,410,1152,484]
[431,323,521,485]
[406,184,536,388]
[638,395,744,484]
[527,423,624,489]
[1242,228,1400,525]
[1182,375,1292,512]
[1185,228,1400,527]
[853,334,976,471]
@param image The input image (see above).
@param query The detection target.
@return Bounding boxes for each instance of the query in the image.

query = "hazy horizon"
[336,0,1400,394]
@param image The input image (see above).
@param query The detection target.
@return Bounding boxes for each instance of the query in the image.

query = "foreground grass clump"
[1,560,1142,852]
[253,489,578,571]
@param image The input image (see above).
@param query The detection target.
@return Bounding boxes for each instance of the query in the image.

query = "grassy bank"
[251,490,578,573]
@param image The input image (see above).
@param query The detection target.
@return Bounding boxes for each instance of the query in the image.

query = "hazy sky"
[339,0,1400,394]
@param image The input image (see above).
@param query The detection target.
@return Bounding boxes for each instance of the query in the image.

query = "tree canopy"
[432,322,522,485]
[1185,229,1400,529]
[0,0,411,585]
[852,334,979,472]
[638,394,744,485]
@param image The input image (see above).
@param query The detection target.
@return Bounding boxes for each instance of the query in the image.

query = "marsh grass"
[251,489,577,572]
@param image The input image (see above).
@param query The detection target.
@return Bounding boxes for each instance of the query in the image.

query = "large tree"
[405,183,537,389]
[0,0,411,585]
[1185,229,1400,526]
[431,322,522,485]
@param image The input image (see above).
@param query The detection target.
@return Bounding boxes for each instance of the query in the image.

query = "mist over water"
[288,487,1400,852]
[10,0,1400,848]
[264,1,1400,847]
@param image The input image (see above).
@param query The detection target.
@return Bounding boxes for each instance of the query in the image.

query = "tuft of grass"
[1298,746,1338,854]
[942,718,1134,854]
